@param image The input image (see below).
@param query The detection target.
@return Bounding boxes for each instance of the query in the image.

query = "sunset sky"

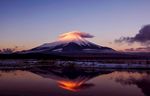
[1,0,150,51]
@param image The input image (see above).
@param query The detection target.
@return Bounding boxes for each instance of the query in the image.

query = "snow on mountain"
[24,31,115,53]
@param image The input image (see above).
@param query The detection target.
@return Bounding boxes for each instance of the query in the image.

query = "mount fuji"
[24,31,115,54]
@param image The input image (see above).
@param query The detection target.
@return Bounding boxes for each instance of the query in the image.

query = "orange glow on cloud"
[59,33,82,41]
[59,31,93,41]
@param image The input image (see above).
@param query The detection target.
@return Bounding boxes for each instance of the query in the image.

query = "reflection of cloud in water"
[109,71,150,96]
[110,71,148,84]
[57,76,94,92]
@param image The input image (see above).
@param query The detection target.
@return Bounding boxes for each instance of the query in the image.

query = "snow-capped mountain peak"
[25,31,115,53]
[38,31,94,47]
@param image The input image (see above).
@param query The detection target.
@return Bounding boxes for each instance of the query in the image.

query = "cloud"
[59,31,94,39]
[124,47,150,52]
[115,24,150,46]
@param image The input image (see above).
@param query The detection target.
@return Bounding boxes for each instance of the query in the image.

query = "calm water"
[0,67,149,96]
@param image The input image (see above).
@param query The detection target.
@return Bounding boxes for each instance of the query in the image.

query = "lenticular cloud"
[59,31,94,39]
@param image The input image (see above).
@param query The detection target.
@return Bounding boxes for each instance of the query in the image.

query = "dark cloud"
[115,24,150,45]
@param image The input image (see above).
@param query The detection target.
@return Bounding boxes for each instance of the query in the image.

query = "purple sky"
[0,0,150,51]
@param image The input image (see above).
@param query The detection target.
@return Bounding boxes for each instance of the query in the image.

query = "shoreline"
[0,59,150,70]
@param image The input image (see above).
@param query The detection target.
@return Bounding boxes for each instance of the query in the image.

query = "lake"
[0,66,149,96]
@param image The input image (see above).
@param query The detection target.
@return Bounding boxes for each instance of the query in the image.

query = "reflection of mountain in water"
[110,71,150,96]
[30,67,113,92]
